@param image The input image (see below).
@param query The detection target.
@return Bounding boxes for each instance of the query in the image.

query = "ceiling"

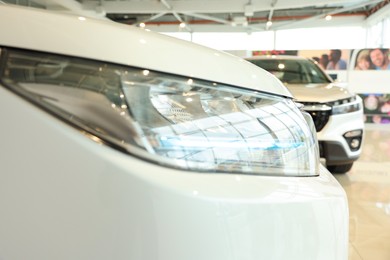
[2,0,390,33]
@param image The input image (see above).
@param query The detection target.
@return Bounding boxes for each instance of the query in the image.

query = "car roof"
[0,5,292,98]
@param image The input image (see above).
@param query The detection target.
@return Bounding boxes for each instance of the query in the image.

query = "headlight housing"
[0,48,320,176]
[331,95,362,115]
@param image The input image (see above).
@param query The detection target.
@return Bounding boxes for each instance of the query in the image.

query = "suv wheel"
[327,163,353,174]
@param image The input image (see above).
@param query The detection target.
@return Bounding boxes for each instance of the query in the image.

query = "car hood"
[285,83,353,103]
[0,5,291,98]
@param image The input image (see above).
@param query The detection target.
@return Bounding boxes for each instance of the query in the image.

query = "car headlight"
[331,95,362,115]
[0,48,319,176]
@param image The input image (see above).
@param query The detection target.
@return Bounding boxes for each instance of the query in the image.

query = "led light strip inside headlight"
[1,48,320,176]
[331,96,362,115]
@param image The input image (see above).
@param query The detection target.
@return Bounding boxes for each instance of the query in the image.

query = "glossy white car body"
[0,5,348,260]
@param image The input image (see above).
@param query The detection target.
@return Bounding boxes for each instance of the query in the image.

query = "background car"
[0,5,348,260]
[246,55,364,173]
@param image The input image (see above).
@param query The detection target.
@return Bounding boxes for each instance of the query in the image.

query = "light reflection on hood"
[285,83,353,103]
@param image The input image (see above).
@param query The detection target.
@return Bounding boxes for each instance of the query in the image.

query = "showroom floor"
[334,124,390,260]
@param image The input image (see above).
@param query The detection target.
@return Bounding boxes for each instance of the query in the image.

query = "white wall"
[274,27,366,50]
[163,19,390,53]
[164,31,274,51]
[365,17,390,48]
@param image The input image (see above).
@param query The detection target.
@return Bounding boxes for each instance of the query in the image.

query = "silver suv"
[246,55,364,173]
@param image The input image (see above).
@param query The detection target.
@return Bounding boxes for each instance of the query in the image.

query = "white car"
[0,5,348,260]
[246,55,364,173]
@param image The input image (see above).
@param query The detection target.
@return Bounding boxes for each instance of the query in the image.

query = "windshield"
[248,58,332,84]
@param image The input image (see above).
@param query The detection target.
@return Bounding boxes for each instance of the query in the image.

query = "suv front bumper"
[317,109,364,166]
[320,140,361,165]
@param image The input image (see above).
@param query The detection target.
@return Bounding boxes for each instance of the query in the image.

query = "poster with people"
[350,48,390,124]
[354,48,390,70]
[359,93,390,124]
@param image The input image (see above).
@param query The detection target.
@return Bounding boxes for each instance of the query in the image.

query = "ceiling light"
[139,22,146,28]
[179,22,186,28]
[325,15,332,21]
[266,20,273,27]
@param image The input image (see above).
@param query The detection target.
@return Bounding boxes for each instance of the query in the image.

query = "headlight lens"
[331,95,362,115]
[1,49,320,176]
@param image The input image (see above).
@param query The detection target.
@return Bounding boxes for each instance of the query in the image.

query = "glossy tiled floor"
[334,124,390,260]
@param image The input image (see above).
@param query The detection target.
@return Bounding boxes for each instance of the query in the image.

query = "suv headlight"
[331,95,362,115]
[0,48,319,176]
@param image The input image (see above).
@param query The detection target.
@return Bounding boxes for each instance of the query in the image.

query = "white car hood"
[285,83,353,103]
[0,5,291,98]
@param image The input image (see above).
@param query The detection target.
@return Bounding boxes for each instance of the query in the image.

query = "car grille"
[305,110,331,132]
[301,102,331,132]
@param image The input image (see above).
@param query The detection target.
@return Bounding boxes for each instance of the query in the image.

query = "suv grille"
[301,102,331,132]
[305,110,331,132]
